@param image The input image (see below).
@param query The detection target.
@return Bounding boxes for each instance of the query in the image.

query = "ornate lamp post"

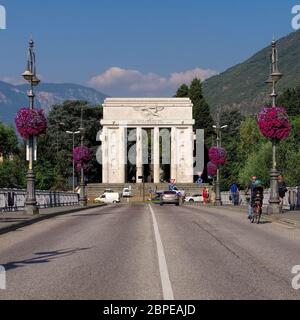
[66,130,81,192]
[79,107,87,206]
[22,39,41,215]
[212,113,228,206]
[266,40,283,215]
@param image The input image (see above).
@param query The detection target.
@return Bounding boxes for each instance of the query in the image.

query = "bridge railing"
[0,189,79,212]
[221,188,300,210]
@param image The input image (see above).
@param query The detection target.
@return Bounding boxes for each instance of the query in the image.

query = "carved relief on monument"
[133,106,165,120]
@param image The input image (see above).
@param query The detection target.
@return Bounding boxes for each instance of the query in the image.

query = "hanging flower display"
[15,108,47,139]
[207,161,218,177]
[73,146,92,173]
[209,146,227,166]
[257,106,291,141]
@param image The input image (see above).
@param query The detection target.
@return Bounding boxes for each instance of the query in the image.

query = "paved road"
[0,204,299,300]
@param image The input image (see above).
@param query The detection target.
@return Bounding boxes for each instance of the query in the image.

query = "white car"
[122,188,132,198]
[171,186,186,197]
[94,193,120,204]
[185,194,203,203]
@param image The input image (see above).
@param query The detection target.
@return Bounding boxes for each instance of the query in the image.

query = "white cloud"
[1,74,44,86]
[0,76,27,86]
[88,67,218,96]
[169,68,218,86]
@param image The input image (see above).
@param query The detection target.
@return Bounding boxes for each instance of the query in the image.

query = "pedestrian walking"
[202,187,209,204]
[229,182,239,206]
[288,189,297,211]
[278,175,288,210]
[7,190,15,212]
[245,176,257,219]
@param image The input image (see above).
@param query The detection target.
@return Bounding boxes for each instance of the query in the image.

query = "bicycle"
[251,199,262,224]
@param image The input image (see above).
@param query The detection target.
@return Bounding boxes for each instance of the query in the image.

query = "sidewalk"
[0,204,106,236]
[221,205,300,228]
[187,203,300,228]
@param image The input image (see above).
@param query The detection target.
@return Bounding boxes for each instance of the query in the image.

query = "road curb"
[0,204,107,236]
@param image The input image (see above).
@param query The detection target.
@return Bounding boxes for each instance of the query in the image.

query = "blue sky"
[0,0,298,96]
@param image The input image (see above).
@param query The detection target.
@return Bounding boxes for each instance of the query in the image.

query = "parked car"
[171,186,186,197]
[185,194,203,203]
[94,193,120,204]
[160,191,180,206]
[122,188,132,198]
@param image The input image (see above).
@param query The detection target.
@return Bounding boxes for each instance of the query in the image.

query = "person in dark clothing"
[7,190,15,212]
[229,183,240,206]
[252,182,264,208]
[278,175,288,208]
[245,176,257,219]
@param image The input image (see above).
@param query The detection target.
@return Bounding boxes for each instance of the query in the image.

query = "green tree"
[37,100,103,190]
[238,142,272,188]
[0,158,26,188]
[219,110,245,190]
[0,122,19,158]
[277,87,300,117]
[175,84,189,97]
[239,117,262,159]
[189,78,213,138]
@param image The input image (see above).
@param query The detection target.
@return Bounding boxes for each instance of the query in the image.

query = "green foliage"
[175,79,214,144]
[219,110,245,190]
[189,79,213,134]
[203,30,300,114]
[277,87,300,117]
[284,150,300,186]
[0,158,26,188]
[238,142,272,188]
[175,84,189,98]
[0,122,19,158]
[37,100,103,190]
[239,117,262,158]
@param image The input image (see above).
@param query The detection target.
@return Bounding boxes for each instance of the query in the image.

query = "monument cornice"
[101,119,195,126]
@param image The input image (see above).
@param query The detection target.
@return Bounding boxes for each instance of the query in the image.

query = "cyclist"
[251,180,264,222]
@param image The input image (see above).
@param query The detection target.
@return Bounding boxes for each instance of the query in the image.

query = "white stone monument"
[100,98,195,184]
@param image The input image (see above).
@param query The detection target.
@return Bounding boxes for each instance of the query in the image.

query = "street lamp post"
[22,39,41,215]
[66,130,81,192]
[79,107,87,206]
[266,40,283,215]
[212,113,228,207]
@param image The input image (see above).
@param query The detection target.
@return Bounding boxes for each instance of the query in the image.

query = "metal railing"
[0,189,79,212]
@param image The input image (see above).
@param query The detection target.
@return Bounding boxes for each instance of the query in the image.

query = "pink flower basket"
[73,146,92,173]
[15,108,47,139]
[207,161,218,177]
[257,106,291,141]
[209,146,227,166]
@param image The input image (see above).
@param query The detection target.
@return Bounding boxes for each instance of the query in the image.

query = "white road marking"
[149,204,174,300]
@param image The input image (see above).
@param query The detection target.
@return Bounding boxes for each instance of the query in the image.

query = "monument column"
[119,126,126,183]
[136,127,143,183]
[171,127,177,182]
[102,127,108,184]
[153,127,160,184]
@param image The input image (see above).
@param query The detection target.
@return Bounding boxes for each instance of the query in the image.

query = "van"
[95,193,120,204]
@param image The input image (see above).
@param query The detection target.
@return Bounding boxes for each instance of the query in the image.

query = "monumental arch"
[100,98,196,184]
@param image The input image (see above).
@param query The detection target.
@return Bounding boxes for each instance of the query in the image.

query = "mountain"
[203,30,300,114]
[0,81,108,124]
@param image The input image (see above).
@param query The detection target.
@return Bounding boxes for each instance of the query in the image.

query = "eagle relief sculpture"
[133,106,165,120]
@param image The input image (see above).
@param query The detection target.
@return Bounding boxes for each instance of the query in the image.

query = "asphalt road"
[0,203,299,300]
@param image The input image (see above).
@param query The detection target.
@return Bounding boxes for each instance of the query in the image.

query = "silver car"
[160,191,180,206]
